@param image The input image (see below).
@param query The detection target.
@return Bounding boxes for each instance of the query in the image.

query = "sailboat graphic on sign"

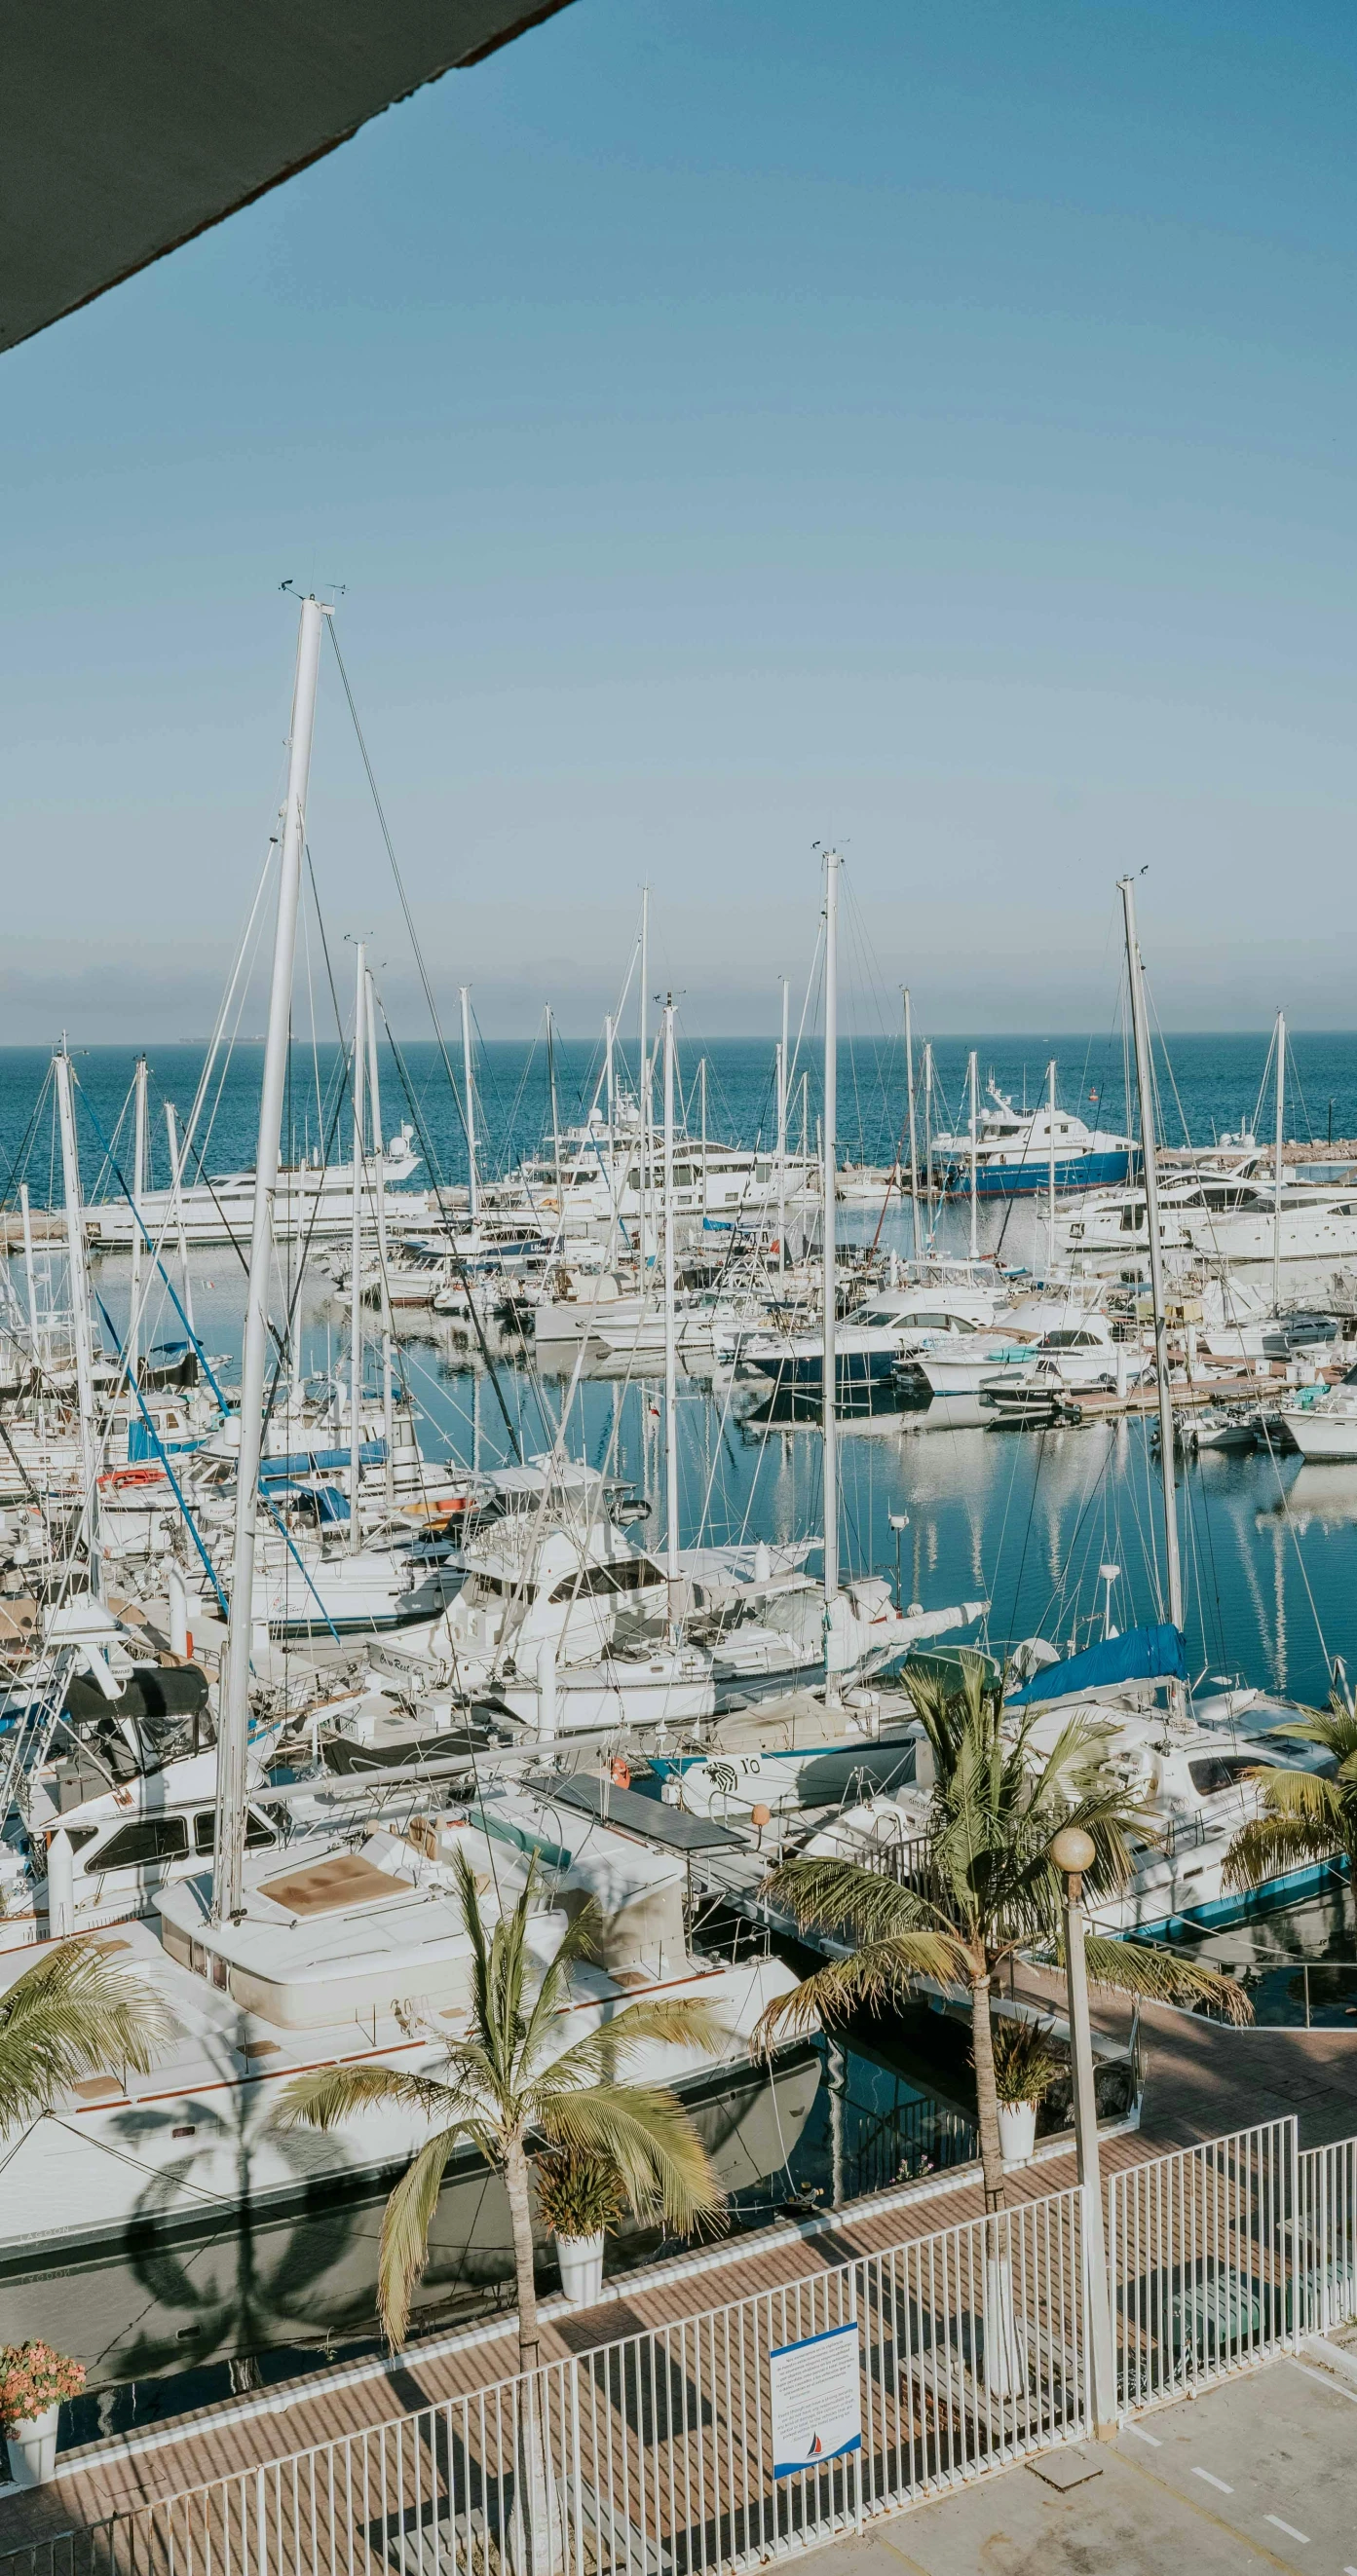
[808,2435,824,2458]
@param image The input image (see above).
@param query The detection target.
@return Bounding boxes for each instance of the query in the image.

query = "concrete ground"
[814,2351,1357,2575]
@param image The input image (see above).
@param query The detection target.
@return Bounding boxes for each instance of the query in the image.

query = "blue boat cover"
[260,1442,386,1481]
[1006,1621,1187,1707]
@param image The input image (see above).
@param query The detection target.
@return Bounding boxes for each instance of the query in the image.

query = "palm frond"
[515,1896,605,2071]
[751,1932,970,2055]
[0,1941,173,2137]
[538,2084,727,2233]
[377,2126,466,2345]
[1225,1811,1345,1891]
[1080,1933,1253,2025]
[763,1856,949,1944]
[273,2063,456,2131]
[534,1997,726,2096]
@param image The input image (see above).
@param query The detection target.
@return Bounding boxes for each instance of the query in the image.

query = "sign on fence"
[770,2319,862,2478]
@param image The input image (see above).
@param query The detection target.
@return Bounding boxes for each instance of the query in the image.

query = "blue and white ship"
[933,1082,1136,1198]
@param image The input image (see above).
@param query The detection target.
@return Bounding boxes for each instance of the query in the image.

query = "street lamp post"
[888,1510,909,1609]
[1051,1824,1118,2440]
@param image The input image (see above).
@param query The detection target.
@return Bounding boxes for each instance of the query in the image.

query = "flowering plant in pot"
[990,2022,1067,2167]
[0,2342,86,2489]
[535,2149,626,2307]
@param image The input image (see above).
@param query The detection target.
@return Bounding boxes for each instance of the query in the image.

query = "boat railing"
[1160,1810,1209,1859]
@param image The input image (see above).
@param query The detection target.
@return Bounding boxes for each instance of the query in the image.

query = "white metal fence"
[8,2117,1357,2576]
[1107,2120,1294,2411]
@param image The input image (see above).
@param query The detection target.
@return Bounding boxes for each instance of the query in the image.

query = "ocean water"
[4,1027,1357,1208]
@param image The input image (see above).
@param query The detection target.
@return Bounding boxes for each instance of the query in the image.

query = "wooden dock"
[4,1987,1356,2546]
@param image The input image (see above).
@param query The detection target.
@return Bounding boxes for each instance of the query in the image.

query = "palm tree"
[275,1849,728,2362]
[1225,1698,1357,1895]
[755,1667,1248,2209]
[0,1938,172,2136]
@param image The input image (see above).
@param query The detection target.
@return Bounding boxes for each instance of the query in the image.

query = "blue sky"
[4,0,1356,1038]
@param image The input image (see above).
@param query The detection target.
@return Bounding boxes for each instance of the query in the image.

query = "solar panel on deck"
[547,1776,744,1852]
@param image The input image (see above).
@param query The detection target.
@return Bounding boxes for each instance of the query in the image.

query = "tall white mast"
[662,998,681,1629]
[698,1057,707,1229]
[348,940,366,1555]
[1118,874,1186,1723]
[603,1012,617,1262]
[128,1055,149,1392]
[903,989,921,1265]
[822,850,842,1704]
[19,1184,38,1351]
[638,887,651,1267]
[165,1103,196,1337]
[777,977,789,1276]
[1046,1058,1058,1280]
[212,593,325,1923]
[967,1049,979,1264]
[546,1004,562,1213]
[365,967,395,1510]
[1272,1007,1286,1317]
[460,985,479,1231]
[54,1048,101,1594]
[923,1041,934,1225]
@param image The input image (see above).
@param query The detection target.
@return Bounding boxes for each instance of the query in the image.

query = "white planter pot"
[998,2100,1038,2166]
[6,2402,60,2489]
[556,2232,605,2307]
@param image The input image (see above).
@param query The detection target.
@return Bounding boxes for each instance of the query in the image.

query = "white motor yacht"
[0,1781,806,2275]
[85,1125,429,1248]
[1279,1363,1357,1460]
[976,1316,1146,1400]
[741,1288,998,1396]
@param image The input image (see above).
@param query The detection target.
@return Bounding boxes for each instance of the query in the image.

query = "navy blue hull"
[746,1348,897,1390]
[943,1148,1135,1199]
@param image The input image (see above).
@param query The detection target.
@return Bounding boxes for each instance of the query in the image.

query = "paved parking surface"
[811,2352,1357,2575]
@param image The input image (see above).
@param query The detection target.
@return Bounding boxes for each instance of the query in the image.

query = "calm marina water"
[5,1031,1357,2430]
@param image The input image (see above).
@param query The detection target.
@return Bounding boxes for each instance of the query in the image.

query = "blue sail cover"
[1006,1622,1187,1707]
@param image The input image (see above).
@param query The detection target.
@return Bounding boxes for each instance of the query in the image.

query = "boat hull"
[944,1149,1135,1198]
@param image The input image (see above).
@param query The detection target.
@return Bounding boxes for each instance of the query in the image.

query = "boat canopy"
[1005,1621,1187,1707]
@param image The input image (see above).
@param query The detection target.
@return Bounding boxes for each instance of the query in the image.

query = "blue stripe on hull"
[1125,1854,1350,1941]
[943,1150,1136,1198]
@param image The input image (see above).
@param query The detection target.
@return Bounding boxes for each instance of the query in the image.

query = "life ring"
[100,1465,167,1491]
[610,1755,632,1790]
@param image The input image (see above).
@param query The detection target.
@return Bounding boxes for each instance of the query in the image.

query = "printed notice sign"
[769,2321,862,2478]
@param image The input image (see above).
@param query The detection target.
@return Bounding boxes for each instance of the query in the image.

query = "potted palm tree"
[990,2020,1066,2167]
[534,2148,625,2306]
[0,1942,170,2488]
[275,1850,727,2361]
[755,1664,1248,2209]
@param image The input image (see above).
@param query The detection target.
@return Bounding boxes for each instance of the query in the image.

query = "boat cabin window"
[549,1557,662,1601]
[1042,1329,1101,1350]
[1120,1205,1147,1231]
[193,1808,278,1856]
[1187,1753,1263,1796]
[464,1571,536,1605]
[94,1816,191,1871]
[906,1312,976,1331]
